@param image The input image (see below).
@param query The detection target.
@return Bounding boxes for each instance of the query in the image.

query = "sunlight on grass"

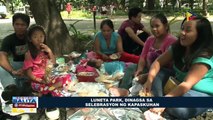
[61,10,92,19]
[5,13,13,19]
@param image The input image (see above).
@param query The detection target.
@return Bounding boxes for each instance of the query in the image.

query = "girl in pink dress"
[23,25,71,96]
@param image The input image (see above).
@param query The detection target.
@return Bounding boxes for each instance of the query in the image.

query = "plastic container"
[56,57,65,65]
[77,72,99,82]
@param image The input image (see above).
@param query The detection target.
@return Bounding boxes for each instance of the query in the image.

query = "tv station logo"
[12,96,38,113]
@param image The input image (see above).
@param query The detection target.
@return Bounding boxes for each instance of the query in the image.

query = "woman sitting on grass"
[94,19,140,63]
[143,16,213,119]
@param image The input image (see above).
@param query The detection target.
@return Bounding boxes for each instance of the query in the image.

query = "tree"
[171,0,178,9]
[27,0,74,56]
[128,0,144,8]
[203,0,207,15]
[147,0,155,10]
[189,0,194,9]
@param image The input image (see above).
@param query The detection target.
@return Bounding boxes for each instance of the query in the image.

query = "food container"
[77,72,99,82]
[56,57,65,65]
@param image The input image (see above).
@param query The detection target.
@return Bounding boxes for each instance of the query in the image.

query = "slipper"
[45,108,60,120]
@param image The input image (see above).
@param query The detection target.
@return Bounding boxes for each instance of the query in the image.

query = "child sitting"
[23,25,71,97]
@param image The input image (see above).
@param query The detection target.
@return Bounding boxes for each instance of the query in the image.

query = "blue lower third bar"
[38,97,213,108]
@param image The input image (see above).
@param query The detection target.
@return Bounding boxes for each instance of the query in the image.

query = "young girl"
[23,25,71,97]
[143,17,213,119]
[119,13,177,89]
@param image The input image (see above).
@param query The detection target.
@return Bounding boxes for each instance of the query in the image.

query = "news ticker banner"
[38,97,213,108]
[12,96,38,114]
[12,96,213,113]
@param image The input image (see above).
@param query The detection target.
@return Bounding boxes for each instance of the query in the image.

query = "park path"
[1,15,213,41]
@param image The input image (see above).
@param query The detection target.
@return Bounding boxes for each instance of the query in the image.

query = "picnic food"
[95,74,121,89]
[109,54,120,60]
[97,73,121,82]
[73,82,109,97]
[77,91,108,97]
[133,77,139,81]
[55,65,69,72]
[95,75,115,84]
[98,92,108,96]
[105,83,114,89]
[70,52,81,58]
[112,72,124,80]
[44,60,54,83]
[77,72,94,76]
[99,79,115,83]
[78,92,89,97]
[63,51,81,58]
[139,89,153,97]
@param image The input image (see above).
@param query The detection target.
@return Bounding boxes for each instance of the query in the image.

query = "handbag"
[76,60,99,82]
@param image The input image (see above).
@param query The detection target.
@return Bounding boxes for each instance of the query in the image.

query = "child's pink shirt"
[141,34,177,68]
[23,51,49,79]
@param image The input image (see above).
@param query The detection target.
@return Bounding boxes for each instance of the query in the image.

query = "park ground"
[1,14,213,41]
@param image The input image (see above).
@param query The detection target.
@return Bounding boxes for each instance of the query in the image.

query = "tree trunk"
[27,0,74,56]
[190,0,193,10]
[178,0,181,9]
[203,0,208,16]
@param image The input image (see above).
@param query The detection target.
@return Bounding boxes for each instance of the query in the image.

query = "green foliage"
[114,9,127,16]
[207,2,213,12]
[126,0,144,9]
[95,15,108,19]
[68,20,94,52]
[94,0,118,6]
[11,0,25,6]
[208,10,213,15]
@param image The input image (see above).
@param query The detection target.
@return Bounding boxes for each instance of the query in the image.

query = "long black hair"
[100,19,114,32]
[172,17,213,69]
[28,24,47,59]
